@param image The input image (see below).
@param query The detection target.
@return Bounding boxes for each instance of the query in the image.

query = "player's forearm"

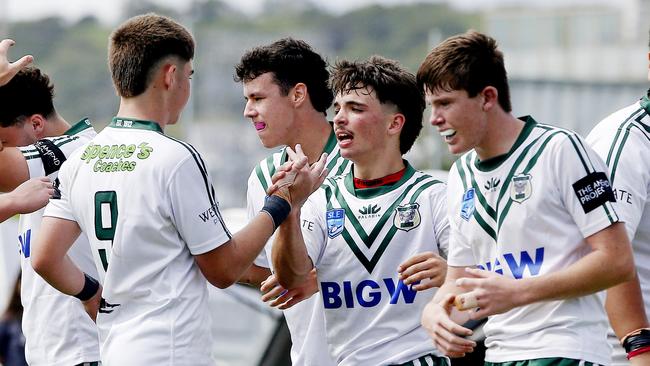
[272,211,313,289]
[32,216,84,294]
[33,253,86,296]
[606,273,649,340]
[520,239,634,305]
[238,264,272,288]
[432,266,467,303]
[0,195,16,222]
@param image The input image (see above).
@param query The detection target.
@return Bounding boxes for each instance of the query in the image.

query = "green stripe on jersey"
[485,358,601,366]
[332,174,441,273]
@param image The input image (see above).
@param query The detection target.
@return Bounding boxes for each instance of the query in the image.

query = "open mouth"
[440,129,457,141]
[336,131,353,143]
[254,122,266,131]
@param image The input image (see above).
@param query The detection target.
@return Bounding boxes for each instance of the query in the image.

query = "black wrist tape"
[623,328,650,353]
[74,273,100,301]
[261,195,291,230]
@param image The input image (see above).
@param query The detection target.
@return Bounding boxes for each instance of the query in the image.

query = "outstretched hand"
[9,177,54,214]
[267,144,328,208]
[0,39,33,86]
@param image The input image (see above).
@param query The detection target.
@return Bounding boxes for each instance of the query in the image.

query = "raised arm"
[0,39,33,86]
[0,177,53,222]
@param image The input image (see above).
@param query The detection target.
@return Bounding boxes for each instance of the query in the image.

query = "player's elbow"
[31,247,56,279]
[205,273,237,289]
[608,247,635,286]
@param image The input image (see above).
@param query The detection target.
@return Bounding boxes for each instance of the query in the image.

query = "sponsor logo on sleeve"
[572,171,616,213]
[34,138,67,175]
[326,209,345,238]
[460,188,475,221]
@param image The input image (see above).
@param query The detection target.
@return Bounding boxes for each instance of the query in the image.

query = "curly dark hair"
[0,67,55,127]
[235,38,333,114]
[330,55,424,154]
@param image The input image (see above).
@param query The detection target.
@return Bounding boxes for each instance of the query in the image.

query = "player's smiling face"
[333,85,393,164]
[426,88,489,155]
[243,72,296,148]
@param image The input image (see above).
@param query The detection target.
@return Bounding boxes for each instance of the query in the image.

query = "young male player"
[271,56,449,365]
[418,31,640,365]
[235,38,348,366]
[586,31,650,364]
[0,66,100,365]
[31,14,326,366]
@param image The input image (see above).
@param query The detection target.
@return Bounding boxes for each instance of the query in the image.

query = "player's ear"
[291,83,307,108]
[388,112,405,137]
[162,63,177,90]
[480,86,498,112]
[28,114,46,138]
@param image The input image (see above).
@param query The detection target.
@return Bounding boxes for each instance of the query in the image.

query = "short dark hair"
[109,13,194,98]
[330,56,424,154]
[417,30,512,112]
[234,38,333,114]
[0,67,55,127]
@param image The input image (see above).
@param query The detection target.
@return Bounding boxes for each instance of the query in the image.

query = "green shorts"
[394,353,449,366]
[485,358,602,366]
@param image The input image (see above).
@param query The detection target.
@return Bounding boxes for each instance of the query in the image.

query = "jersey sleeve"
[589,126,649,240]
[43,158,77,222]
[169,155,231,255]
[555,134,619,238]
[300,191,328,267]
[247,168,270,268]
[444,164,477,267]
[429,182,450,259]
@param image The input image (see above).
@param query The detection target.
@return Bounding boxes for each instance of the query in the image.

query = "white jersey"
[447,116,617,364]
[44,117,231,365]
[17,119,100,366]
[247,129,350,366]
[300,163,448,366]
[587,96,650,365]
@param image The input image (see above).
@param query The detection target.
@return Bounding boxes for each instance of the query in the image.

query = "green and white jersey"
[44,117,231,366]
[247,129,350,366]
[587,95,650,365]
[300,163,448,366]
[447,116,618,365]
[17,119,100,366]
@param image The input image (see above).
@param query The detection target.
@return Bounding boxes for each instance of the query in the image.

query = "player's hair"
[330,55,424,154]
[234,38,333,114]
[417,30,512,112]
[108,13,194,98]
[0,67,55,127]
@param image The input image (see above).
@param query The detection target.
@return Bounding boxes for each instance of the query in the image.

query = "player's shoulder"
[589,101,645,140]
[248,147,285,189]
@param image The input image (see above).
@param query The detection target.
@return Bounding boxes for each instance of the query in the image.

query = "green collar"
[474,115,537,172]
[63,117,93,136]
[110,117,163,133]
[641,91,650,115]
[344,160,416,198]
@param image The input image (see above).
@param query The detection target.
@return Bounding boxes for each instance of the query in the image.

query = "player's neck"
[291,112,333,165]
[475,112,524,161]
[352,151,404,181]
[117,96,169,130]
[44,113,71,137]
